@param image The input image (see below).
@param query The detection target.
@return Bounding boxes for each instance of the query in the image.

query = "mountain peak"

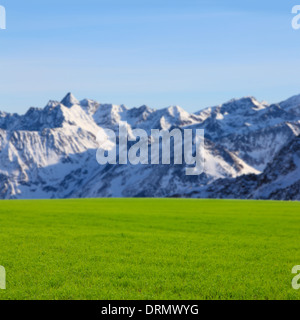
[228,96,259,105]
[45,100,60,109]
[279,93,300,112]
[219,96,266,114]
[61,92,79,107]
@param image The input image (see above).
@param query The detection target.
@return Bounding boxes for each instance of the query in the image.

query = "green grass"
[0,198,300,300]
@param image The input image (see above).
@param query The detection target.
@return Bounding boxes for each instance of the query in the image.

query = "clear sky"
[0,0,300,114]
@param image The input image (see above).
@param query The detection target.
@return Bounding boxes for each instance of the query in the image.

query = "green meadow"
[0,198,300,300]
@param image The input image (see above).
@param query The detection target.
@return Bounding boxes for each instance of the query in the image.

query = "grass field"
[0,198,300,300]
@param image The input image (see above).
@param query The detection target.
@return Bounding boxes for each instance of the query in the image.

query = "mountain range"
[0,92,300,200]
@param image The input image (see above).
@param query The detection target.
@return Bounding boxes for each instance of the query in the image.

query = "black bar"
[0,300,295,318]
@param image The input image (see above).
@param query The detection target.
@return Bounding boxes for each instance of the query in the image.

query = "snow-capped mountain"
[187,136,300,200]
[193,97,300,171]
[0,92,299,200]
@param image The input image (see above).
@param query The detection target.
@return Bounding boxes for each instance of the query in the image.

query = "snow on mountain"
[279,93,300,115]
[218,122,300,171]
[93,103,128,129]
[187,136,300,200]
[61,92,80,108]
[190,96,300,171]
[79,99,100,115]
[252,135,300,200]
[77,138,258,198]
[0,92,299,200]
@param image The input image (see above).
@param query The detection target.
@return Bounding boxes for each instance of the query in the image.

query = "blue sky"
[0,0,300,113]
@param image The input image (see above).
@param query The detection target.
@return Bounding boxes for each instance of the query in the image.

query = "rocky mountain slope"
[0,92,299,200]
[187,135,300,200]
